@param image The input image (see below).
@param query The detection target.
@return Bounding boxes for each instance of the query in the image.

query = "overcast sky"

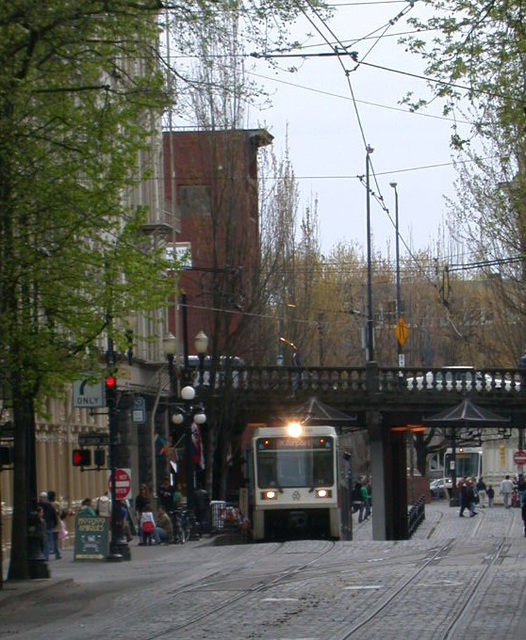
[245,1,471,259]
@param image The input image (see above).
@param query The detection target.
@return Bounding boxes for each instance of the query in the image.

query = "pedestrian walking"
[46,490,62,559]
[487,485,495,508]
[139,503,157,545]
[499,475,515,508]
[38,491,59,560]
[522,500,526,537]
[95,491,112,521]
[351,482,365,523]
[476,477,487,508]
[361,481,371,521]
[459,482,477,517]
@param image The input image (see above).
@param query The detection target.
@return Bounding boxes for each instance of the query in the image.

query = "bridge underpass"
[227,362,526,541]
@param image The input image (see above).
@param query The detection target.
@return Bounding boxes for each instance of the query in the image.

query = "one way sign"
[73,379,105,408]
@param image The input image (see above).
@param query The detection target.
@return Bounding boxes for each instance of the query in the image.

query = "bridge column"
[370,420,408,541]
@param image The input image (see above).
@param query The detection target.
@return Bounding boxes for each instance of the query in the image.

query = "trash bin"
[210,500,226,532]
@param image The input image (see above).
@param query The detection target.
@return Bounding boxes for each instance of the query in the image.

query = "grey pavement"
[1,500,525,639]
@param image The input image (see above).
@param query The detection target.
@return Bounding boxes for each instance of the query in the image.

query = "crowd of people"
[30,474,210,558]
[75,479,182,546]
[455,474,526,533]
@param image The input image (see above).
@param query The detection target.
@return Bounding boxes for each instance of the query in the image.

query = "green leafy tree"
[0,1,173,581]
[404,1,526,357]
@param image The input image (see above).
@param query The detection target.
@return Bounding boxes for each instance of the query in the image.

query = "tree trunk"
[7,391,34,580]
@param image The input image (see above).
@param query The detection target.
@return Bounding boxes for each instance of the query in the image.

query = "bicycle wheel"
[181,518,190,543]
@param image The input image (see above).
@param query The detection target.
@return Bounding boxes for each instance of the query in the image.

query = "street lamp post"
[389,182,402,365]
[194,330,209,388]
[163,333,178,398]
[366,144,375,362]
[171,386,206,513]
[163,333,178,489]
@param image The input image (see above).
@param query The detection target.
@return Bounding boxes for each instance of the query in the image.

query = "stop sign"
[108,468,132,500]
[513,450,526,466]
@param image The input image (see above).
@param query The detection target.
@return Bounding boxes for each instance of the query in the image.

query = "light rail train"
[443,446,483,489]
[251,423,341,541]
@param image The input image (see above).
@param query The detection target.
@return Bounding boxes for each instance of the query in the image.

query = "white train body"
[251,424,340,541]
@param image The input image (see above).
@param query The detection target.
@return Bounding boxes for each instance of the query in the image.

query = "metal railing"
[408,496,426,538]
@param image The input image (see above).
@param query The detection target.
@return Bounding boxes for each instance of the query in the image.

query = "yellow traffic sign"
[395,317,408,347]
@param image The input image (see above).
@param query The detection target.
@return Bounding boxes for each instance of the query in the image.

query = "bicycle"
[184,508,202,541]
[170,509,189,544]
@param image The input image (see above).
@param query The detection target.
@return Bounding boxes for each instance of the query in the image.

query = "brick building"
[163,129,273,361]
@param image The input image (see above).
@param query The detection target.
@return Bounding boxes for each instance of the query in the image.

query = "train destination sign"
[257,436,333,450]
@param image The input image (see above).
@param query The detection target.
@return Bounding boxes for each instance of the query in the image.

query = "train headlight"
[315,489,332,499]
[286,422,303,438]
[261,490,278,500]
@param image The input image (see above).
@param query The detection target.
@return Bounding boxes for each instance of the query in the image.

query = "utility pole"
[366,145,375,362]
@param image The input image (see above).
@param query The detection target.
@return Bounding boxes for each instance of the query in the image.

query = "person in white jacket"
[139,504,158,545]
[95,492,112,520]
[499,475,515,509]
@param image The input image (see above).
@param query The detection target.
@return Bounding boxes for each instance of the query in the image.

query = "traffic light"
[72,449,91,467]
[105,375,117,408]
[94,448,106,468]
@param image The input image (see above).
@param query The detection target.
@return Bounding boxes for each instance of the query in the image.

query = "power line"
[248,71,466,123]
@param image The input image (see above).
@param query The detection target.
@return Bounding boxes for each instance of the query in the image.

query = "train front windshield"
[444,452,481,479]
[255,436,335,488]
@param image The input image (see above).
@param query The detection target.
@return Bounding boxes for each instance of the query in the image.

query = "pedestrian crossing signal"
[72,449,91,467]
[0,446,14,466]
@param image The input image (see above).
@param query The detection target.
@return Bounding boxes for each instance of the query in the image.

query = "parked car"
[429,478,446,499]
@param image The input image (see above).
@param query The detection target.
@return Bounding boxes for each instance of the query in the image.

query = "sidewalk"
[351,497,526,541]
[1,535,213,605]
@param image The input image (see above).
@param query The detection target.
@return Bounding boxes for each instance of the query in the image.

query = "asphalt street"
[1,500,525,640]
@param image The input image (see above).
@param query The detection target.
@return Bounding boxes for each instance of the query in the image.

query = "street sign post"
[73,380,105,408]
[395,318,408,347]
[108,468,132,501]
[513,450,526,466]
[78,432,110,447]
[132,396,146,424]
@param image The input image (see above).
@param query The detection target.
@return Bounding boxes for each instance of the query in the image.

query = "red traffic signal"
[72,449,91,467]
[105,375,117,407]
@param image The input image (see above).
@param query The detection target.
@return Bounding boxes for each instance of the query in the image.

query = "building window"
[179,185,211,219]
